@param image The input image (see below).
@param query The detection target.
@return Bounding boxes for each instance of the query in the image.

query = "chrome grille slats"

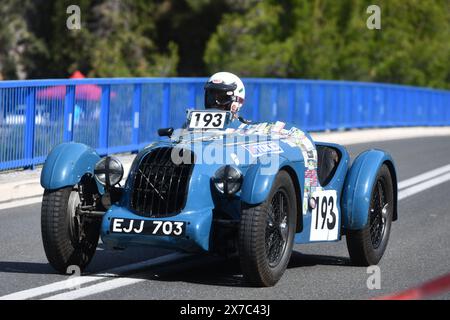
[130,147,195,217]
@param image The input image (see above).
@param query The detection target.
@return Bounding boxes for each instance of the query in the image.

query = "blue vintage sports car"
[40,109,398,287]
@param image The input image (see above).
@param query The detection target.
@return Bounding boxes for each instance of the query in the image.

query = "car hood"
[139,124,312,170]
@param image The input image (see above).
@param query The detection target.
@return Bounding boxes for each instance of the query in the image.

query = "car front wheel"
[41,186,100,273]
[239,170,297,287]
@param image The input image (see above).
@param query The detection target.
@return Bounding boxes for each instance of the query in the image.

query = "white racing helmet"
[204,72,245,114]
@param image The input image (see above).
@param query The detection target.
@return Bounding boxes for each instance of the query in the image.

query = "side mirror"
[158,127,174,137]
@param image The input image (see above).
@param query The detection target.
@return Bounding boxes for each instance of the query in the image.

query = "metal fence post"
[132,84,142,151]
[433,91,439,126]
[98,85,111,155]
[189,83,196,108]
[63,85,75,142]
[425,91,431,126]
[444,93,449,125]
[252,83,260,122]
[385,88,392,127]
[316,84,325,130]
[331,86,339,130]
[303,84,311,130]
[161,83,170,127]
[271,85,279,119]
[24,87,36,168]
[344,85,351,128]
[288,84,295,123]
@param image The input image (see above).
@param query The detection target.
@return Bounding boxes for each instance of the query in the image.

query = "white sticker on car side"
[309,189,340,241]
[242,141,283,157]
[280,128,322,214]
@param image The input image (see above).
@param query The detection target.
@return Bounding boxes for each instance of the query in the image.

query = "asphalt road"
[0,136,449,300]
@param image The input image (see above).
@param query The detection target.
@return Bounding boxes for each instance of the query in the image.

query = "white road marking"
[0,252,187,300]
[43,277,145,300]
[398,171,450,201]
[398,164,450,190]
[0,275,105,300]
[2,164,450,300]
[0,196,42,211]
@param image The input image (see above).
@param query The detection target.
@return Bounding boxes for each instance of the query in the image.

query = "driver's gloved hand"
[238,116,252,125]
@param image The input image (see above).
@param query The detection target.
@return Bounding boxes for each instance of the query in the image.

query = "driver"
[204,72,251,124]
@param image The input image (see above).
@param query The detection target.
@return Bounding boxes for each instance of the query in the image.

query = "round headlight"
[213,165,243,195]
[94,156,124,187]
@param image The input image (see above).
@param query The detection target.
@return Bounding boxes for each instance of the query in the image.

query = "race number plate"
[110,218,186,237]
[188,111,227,129]
[309,190,340,241]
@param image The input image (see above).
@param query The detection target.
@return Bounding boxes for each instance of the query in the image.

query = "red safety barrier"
[375,273,450,300]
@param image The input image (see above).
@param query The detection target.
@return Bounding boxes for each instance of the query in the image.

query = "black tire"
[41,186,100,273]
[346,164,394,266]
[239,170,297,287]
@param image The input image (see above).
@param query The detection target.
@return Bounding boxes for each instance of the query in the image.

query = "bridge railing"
[0,78,449,171]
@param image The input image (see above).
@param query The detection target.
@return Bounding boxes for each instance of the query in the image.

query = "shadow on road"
[135,250,353,288]
[0,250,352,288]
[288,251,352,268]
[0,261,54,275]
[0,245,172,276]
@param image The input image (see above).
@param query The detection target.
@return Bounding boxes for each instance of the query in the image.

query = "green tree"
[369,0,450,88]
[86,0,179,77]
[205,0,450,89]
[153,0,234,76]
[0,0,46,80]
[44,0,94,78]
[205,0,296,77]
[1,0,449,88]
[14,0,180,79]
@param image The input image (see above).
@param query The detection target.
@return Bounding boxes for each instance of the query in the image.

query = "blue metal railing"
[0,78,449,171]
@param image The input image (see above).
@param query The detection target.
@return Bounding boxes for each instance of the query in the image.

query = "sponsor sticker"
[242,141,283,157]
[224,128,236,134]
[281,139,297,147]
[254,122,268,134]
[271,121,286,133]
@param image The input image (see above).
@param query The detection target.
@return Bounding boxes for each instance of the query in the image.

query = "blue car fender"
[240,155,299,205]
[40,142,103,191]
[342,149,398,230]
[241,163,276,205]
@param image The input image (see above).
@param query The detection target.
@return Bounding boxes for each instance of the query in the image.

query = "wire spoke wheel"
[369,179,387,249]
[239,170,297,287]
[265,190,289,267]
[68,190,82,245]
[68,190,97,254]
[346,164,395,266]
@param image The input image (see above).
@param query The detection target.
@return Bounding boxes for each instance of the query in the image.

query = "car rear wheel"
[239,170,297,287]
[41,186,100,273]
[346,164,394,266]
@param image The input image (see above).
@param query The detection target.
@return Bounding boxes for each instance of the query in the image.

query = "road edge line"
[0,252,186,300]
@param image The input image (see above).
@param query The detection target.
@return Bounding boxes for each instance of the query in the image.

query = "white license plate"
[110,218,186,237]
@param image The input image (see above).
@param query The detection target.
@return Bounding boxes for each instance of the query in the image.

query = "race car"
[40,109,398,287]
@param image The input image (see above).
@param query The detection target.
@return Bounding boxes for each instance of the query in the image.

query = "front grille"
[130,147,195,217]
